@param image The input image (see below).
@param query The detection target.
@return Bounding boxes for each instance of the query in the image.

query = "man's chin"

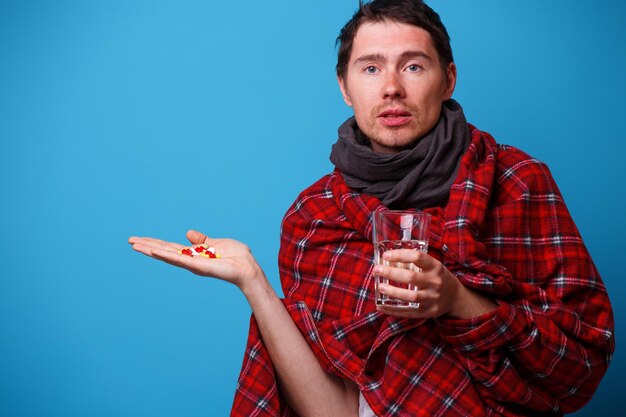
[369,135,421,153]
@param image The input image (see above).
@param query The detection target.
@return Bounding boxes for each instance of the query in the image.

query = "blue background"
[1,0,624,415]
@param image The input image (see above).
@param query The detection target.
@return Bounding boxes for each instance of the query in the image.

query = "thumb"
[186,229,208,245]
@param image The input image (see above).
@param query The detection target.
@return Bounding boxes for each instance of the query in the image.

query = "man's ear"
[443,62,457,100]
[337,76,353,107]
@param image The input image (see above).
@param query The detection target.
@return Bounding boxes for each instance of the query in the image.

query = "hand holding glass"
[372,210,431,308]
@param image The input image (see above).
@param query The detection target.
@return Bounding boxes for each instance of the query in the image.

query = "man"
[130,1,614,416]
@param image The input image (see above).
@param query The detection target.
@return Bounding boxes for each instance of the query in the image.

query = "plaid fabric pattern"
[231,126,614,416]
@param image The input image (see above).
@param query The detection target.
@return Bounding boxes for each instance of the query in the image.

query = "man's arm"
[129,231,358,417]
[239,270,359,417]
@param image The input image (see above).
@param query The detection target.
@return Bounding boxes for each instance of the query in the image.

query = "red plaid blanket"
[231,126,614,416]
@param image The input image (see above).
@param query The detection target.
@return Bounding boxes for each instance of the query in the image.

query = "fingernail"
[374,265,383,273]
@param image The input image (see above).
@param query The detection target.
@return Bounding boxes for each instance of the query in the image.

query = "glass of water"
[372,210,431,308]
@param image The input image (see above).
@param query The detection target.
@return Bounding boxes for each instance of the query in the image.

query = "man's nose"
[382,72,406,99]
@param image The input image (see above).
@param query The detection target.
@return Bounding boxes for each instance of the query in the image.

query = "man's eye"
[365,66,378,74]
[406,64,421,72]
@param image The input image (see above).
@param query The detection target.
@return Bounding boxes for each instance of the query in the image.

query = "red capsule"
[194,246,204,253]
[181,248,193,256]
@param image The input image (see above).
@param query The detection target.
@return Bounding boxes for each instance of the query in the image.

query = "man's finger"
[383,249,437,269]
[378,282,422,303]
[376,304,428,319]
[129,236,185,252]
[375,264,417,284]
[186,230,209,245]
[131,242,169,258]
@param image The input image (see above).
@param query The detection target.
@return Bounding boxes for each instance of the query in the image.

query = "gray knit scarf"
[329,99,470,209]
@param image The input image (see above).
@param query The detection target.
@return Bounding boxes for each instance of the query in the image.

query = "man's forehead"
[351,20,437,57]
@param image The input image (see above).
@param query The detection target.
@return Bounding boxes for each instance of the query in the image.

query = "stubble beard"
[365,104,423,152]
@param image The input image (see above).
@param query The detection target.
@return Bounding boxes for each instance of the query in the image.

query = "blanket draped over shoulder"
[230,126,614,417]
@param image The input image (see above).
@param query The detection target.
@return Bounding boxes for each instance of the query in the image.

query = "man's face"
[338,21,456,154]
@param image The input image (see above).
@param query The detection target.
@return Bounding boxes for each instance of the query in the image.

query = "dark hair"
[336,0,453,80]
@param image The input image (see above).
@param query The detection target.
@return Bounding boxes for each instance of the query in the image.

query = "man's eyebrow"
[352,50,433,65]
[399,50,432,61]
[353,53,386,65]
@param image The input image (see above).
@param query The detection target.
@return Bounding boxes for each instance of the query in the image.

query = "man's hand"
[375,249,497,319]
[128,230,265,291]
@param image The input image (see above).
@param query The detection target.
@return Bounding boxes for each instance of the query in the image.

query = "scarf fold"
[330,99,470,209]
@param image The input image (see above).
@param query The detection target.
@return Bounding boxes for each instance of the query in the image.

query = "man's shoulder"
[283,171,340,221]
[494,143,551,180]
[468,124,544,167]
[293,171,338,202]
[491,142,558,197]
[467,125,556,196]
[496,142,542,165]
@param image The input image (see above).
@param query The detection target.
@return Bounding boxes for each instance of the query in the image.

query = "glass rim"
[373,209,432,218]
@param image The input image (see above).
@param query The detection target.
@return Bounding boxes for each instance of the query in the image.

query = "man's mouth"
[378,109,412,127]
